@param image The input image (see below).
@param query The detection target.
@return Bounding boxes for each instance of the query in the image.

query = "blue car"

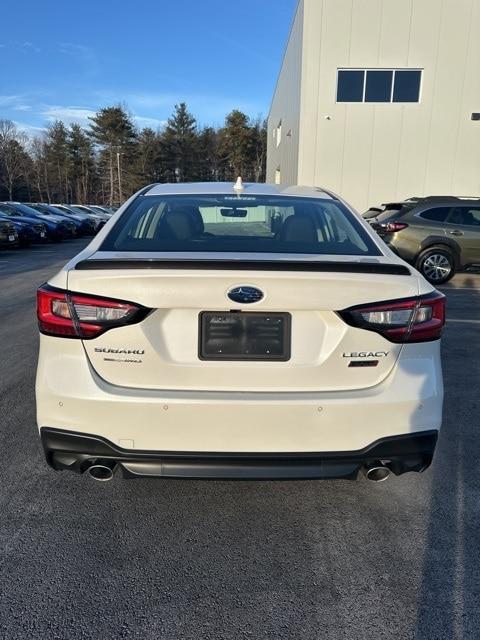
[0,213,47,246]
[27,203,91,237]
[0,217,18,248]
[0,202,65,242]
[8,203,77,238]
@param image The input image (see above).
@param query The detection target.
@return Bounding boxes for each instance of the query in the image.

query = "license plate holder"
[199,311,291,361]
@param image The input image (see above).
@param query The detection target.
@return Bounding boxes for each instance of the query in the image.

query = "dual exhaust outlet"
[84,459,391,482]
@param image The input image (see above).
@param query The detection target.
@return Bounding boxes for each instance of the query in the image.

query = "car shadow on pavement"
[415,277,480,639]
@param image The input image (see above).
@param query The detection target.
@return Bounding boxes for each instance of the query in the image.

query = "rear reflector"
[339,292,446,343]
[37,285,150,339]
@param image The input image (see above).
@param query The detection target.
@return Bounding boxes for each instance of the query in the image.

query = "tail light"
[380,222,409,232]
[37,285,151,339]
[339,292,446,343]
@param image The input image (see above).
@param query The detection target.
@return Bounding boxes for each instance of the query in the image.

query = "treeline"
[0,103,267,204]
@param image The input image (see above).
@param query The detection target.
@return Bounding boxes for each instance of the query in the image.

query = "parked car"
[0,202,64,242]
[71,204,111,223]
[28,203,95,237]
[53,204,106,231]
[9,203,77,238]
[363,196,480,284]
[0,217,18,247]
[36,181,445,483]
[87,205,114,216]
[0,214,47,246]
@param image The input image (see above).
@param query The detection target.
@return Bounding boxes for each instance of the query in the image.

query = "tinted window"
[447,207,480,227]
[393,70,422,102]
[365,70,393,102]
[101,194,381,256]
[419,207,451,223]
[0,204,16,215]
[337,70,364,102]
[376,206,412,222]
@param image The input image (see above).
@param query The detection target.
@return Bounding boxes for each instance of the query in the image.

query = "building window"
[275,167,281,184]
[393,70,422,102]
[365,70,393,102]
[337,69,422,103]
[276,120,282,147]
[336,70,364,102]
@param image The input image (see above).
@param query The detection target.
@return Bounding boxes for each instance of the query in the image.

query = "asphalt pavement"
[0,240,479,640]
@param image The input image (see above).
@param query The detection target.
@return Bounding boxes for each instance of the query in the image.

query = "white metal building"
[267,0,480,211]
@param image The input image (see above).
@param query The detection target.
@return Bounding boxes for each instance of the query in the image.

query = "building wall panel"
[266,0,304,185]
[270,0,480,210]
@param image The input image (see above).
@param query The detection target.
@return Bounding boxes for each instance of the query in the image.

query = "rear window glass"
[100,194,381,256]
[375,204,413,222]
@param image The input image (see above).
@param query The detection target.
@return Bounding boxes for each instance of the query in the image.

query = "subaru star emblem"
[227,286,264,304]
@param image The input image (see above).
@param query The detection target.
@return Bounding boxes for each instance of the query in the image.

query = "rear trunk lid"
[68,257,418,392]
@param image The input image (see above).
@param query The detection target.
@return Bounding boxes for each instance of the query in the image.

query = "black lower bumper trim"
[40,428,438,480]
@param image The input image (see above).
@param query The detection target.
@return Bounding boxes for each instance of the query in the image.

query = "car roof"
[383,196,480,207]
[144,182,336,199]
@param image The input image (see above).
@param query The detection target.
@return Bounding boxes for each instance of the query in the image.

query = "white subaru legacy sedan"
[36,182,445,483]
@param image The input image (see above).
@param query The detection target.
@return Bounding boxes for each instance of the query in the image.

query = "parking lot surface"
[0,241,479,640]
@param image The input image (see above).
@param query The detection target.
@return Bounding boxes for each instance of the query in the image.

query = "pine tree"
[68,123,96,203]
[218,110,254,181]
[89,106,138,205]
[45,121,70,202]
[249,118,268,183]
[197,127,220,182]
[136,127,164,185]
[161,103,199,182]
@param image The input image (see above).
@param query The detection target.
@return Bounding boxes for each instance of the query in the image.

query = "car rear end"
[36,184,444,482]
[0,219,18,247]
[364,203,422,260]
[29,204,82,238]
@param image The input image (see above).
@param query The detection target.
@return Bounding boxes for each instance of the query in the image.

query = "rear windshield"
[375,204,414,222]
[101,194,381,256]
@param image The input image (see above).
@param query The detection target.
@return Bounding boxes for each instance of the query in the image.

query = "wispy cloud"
[0,95,25,107]
[39,104,167,130]
[95,90,264,126]
[58,42,95,62]
[133,115,166,129]
[0,41,41,54]
[21,41,41,54]
[41,105,96,124]
[14,121,46,136]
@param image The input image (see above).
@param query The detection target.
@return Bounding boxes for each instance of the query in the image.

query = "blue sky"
[1,0,297,134]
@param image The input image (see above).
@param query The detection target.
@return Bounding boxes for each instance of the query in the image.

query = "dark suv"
[363,196,480,284]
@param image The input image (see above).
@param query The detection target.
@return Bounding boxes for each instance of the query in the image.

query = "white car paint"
[35,182,444,480]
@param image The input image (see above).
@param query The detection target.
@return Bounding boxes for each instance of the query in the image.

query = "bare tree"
[29,136,51,202]
[0,120,28,199]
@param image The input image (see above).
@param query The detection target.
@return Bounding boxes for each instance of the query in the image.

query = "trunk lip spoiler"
[74,258,411,276]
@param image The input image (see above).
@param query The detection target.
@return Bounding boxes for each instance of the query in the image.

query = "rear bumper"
[36,335,444,454]
[41,427,438,480]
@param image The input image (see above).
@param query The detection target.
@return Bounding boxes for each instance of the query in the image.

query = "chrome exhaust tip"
[363,462,391,482]
[87,462,116,482]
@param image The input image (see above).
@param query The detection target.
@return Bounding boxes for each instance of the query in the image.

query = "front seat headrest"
[158,208,199,240]
[280,212,318,244]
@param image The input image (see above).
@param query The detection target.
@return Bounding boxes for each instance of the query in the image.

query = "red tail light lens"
[339,292,446,343]
[380,222,409,232]
[37,285,150,339]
